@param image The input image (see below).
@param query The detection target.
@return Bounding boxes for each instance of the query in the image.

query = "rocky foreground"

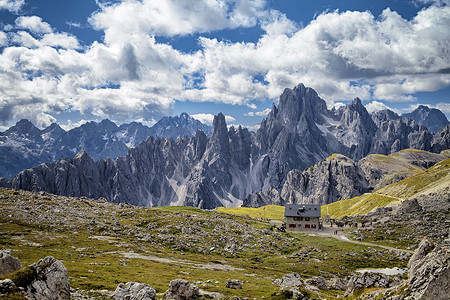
[0,187,448,299]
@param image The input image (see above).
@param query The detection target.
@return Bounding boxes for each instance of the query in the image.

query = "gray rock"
[345,272,392,297]
[0,249,22,276]
[274,272,304,289]
[164,279,199,300]
[431,125,450,153]
[112,282,156,300]
[406,239,449,300]
[226,280,243,289]
[400,199,423,214]
[327,278,348,291]
[408,237,435,272]
[0,278,16,293]
[304,276,328,290]
[281,154,369,205]
[25,256,70,300]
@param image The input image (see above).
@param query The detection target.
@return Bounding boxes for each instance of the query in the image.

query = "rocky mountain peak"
[277,83,327,124]
[403,105,449,133]
[75,150,91,160]
[211,113,228,137]
[371,109,401,123]
[6,119,40,135]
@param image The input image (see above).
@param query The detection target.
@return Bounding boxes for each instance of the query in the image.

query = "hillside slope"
[323,158,450,219]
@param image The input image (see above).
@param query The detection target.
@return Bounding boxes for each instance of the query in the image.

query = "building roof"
[285,204,321,218]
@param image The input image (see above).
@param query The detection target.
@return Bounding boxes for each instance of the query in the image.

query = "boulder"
[326,278,348,290]
[0,278,16,293]
[406,239,449,300]
[164,279,199,300]
[226,280,243,289]
[273,272,304,289]
[25,256,70,300]
[112,282,156,300]
[400,199,422,214]
[408,237,434,272]
[0,249,22,275]
[305,276,328,290]
[345,272,391,297]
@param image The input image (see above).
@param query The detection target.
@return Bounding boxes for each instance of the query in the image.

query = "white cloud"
[191,113,235,124]
[0,31,7,46]
[248,124,260,131]
[436,102,450,114]
[40,33,80,49]
[0,2,450,127]
[15,16,53,34]
[90,0,268,42]
[60,119,89,131]
[245,108,271,116]
[0,0,24,13]
[365,101,401,114]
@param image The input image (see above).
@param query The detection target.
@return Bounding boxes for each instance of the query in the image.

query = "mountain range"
[1,83,449,208]
[0,113,211,179]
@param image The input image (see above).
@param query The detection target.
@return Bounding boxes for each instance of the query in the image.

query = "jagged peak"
[212,113,227,134]
[415,105,431,112]
[180,112,189,119]
[75,150,91,160]
[350,97,362,106]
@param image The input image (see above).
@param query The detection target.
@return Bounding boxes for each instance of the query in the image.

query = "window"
[305,217,310,221]
[311,224,316,228]
[289,224,296,228]
[305,224,310,228]
[293,217,303,221]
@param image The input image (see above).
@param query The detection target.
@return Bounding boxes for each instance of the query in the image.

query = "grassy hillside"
[0,188,410,299]
[323,158,450,219]
[215,205,285,221]
[321,194,399,219]
[377,158,450,198]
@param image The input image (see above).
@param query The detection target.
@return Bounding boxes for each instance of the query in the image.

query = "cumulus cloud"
[90,0,268,42]
[245,108,271,116]
[0,31,7,46]
[15,16,53,34]
[0,2,449,126]
[0,0,24,13]
[60,119,90,131]
[365,101,401,114]
[191,113,236,124]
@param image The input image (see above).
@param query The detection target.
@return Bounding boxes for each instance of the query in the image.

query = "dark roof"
[285,204,321,218]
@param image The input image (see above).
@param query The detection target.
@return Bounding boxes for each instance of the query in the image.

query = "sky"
[0,0,449,131]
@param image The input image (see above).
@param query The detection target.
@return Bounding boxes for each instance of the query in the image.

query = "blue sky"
[0,0,449,130]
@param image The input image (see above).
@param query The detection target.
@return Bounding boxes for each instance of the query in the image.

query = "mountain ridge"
[0,113,212,179]
[2,83,449,208]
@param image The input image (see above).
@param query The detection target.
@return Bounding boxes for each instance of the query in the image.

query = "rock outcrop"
[112,282,156,300]
[226,279,243,289]
[431,125,450,153]
[24,256,70,300]
[0,249,22,276]
[345,272,393,297]
[359,238,449,300]
[281,154,369,205]
[164,279,200,300]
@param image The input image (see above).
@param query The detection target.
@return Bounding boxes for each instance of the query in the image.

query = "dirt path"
[332,235,414,254]
[309,225,414,254]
